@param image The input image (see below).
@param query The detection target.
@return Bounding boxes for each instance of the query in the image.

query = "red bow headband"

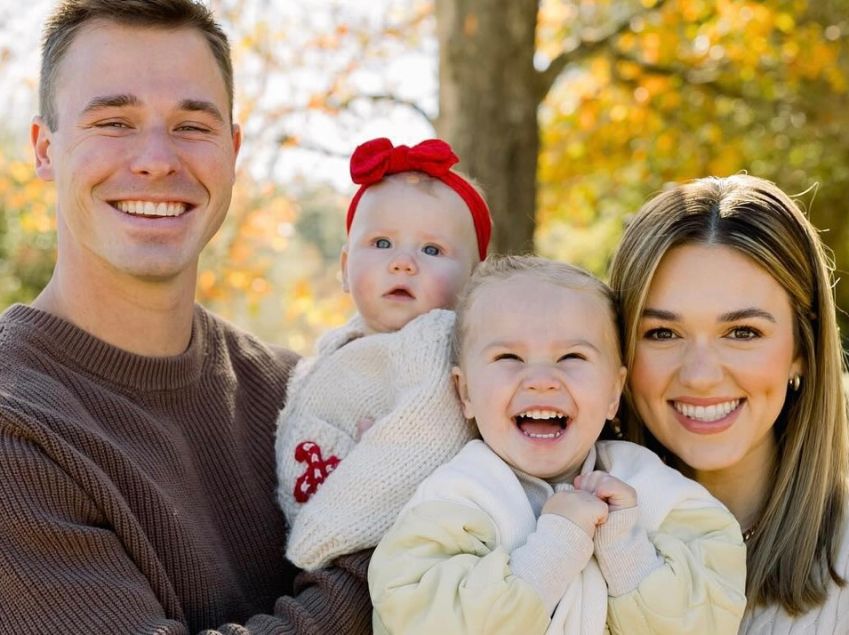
[346,137,492,260]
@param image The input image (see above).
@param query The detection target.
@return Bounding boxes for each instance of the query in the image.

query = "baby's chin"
[362,306,446,334]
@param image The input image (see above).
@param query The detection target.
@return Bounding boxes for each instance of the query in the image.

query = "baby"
[369,255,746,634]
[275,137,491,570]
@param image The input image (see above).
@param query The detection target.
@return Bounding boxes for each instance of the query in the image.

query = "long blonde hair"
[609,174,848,613]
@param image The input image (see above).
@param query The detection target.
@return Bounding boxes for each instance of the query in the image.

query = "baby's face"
[342,177,478,333]
[454,275,626,481]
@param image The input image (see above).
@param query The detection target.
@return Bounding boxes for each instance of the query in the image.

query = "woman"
[609,174,849,632]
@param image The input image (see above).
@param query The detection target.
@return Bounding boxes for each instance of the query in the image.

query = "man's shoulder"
[198,306,300,381]
[0,340,84,437]
[0,309,65,397]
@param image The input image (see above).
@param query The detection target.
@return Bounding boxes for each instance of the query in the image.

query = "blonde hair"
[453,254,620,365]
[609,174,848,613]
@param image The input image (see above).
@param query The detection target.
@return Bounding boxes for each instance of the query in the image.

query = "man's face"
[31,20,240,283]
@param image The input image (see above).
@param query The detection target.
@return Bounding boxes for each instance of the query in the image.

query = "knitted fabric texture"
[0,303,373,634]
[738,495,849,634]
[276,308,474,570]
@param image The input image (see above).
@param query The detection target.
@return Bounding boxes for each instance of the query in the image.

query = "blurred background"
[1,0,847,354]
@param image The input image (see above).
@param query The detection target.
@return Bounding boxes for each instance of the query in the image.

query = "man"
[0,1,371,632]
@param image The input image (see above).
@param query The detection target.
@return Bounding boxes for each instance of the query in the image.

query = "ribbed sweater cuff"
[510,514,593,614]
[266,550,372,634]
[594,507,662,596]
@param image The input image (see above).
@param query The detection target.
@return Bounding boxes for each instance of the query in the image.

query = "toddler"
[276,137,491,570]
[369,255,746,634]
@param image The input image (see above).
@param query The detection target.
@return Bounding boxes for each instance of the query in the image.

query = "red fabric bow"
[345,137,492,260]
[350,138,459,185]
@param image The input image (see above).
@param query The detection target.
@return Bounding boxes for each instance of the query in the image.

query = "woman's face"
[629,243,803,474]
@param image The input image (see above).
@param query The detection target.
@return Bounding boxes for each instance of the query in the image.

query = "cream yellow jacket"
[369,440,746,635]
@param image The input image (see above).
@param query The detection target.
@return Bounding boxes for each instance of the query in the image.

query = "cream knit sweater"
[739,502,849,634]
[275,309,475,570]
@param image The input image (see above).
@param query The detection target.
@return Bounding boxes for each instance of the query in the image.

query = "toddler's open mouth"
[514,409,569,440]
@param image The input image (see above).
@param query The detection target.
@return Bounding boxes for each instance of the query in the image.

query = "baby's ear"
[339,245,350,293]
[452,366,475,419]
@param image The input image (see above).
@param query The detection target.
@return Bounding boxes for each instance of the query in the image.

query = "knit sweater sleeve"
[0,433,372,635]
[0,433,187,633]
[509,514,594,614]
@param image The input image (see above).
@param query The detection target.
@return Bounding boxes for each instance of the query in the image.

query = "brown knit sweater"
[0,304,372,634]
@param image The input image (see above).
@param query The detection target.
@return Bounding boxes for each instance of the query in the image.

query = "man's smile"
[114,200,189,217]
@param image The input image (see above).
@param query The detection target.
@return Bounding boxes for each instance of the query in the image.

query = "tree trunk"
[435,0,540,255]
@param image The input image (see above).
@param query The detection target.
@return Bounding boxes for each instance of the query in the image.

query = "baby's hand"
[574,471,637,511]
[354,417,375,441]
[541,490,609,538]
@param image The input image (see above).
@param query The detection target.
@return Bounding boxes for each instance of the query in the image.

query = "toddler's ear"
[452,366,475,419]
[339,245,350,293]
[606,366,628,420]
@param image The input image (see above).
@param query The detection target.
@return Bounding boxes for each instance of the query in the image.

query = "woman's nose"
[678,341,724,390]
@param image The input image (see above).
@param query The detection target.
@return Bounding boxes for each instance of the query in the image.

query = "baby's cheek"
[437,266,472,301]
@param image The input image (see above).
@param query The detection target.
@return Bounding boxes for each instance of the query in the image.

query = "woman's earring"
[608,417,624,439]
[789,374,801,392]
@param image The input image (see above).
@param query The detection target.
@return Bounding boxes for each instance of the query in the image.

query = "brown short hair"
[40,0,233,131]
[609,174,848,613]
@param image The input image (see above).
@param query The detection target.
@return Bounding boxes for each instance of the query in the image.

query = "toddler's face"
[454,275,626,481]
[342,177,478,333]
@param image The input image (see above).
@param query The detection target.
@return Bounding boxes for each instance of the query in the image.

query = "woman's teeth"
[673,399,740,422]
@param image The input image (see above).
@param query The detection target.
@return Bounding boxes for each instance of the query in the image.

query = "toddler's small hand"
[574,471,637,511]
[542,490,609,538]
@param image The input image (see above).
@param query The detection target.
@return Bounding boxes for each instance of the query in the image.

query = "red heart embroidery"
[293,441,341,503]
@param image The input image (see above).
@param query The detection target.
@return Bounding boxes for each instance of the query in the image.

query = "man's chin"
[111,255,197,284]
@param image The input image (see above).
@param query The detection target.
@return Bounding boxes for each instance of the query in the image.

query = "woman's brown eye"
[645,327,675,340]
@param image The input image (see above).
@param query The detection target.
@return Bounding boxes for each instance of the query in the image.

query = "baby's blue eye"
[375,238,391,249]
[422,244,442,256]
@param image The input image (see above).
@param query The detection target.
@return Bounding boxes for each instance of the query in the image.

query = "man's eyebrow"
[81,94,140,115]
[719,308,776,323]
[179,99,225,124]
[79,95,225,124]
